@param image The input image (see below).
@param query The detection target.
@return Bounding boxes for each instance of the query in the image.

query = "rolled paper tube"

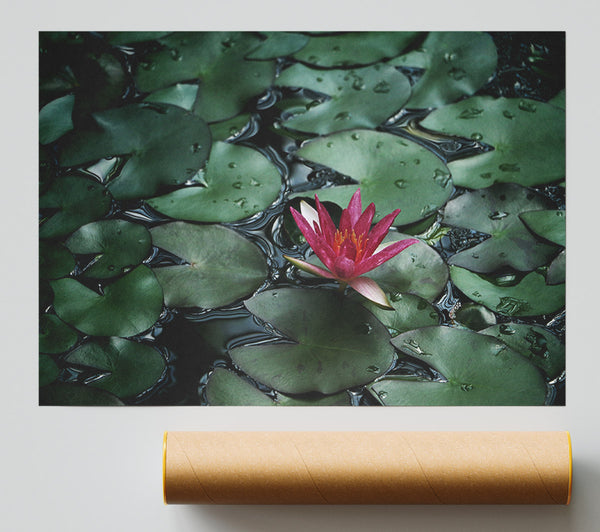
[163,431,572,505]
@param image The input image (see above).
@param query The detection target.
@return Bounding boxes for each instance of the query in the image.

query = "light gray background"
[3,2,599,530]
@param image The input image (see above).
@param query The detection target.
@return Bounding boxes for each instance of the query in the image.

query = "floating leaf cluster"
[39,31,565,406]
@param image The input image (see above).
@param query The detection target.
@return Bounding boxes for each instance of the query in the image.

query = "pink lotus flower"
[284,189,419,308]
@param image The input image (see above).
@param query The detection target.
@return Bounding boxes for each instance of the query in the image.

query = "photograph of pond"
[39,31,565,406]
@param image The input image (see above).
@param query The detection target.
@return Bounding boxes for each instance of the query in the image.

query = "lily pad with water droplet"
[547,250,565,285]
[299,233,448,303]
[480,323,564,379]
[39,241,75,279]
[391,32,497,109]
[39,383,124,406]
[65,337,166,398]
[246,32,309,59]
[293,32,419,67]
[65,220,151,279]
[367,326,547,405]
[144,83,199,111]
[39,176,112,239]
[135,32,276,122]
[450,266,565,317]
[146,141,281,222]
[454,303,496,331]
[365,234,449,302]
[294,130,452,225]
[230,288,395,395]
[421,96,565,189]
[209,114,252,141]
[359,292,440,336]
[50,265,163,337]
[58,103,211,200]
[39,94,74,144]
[39,314,78,354]
[519,210,565,247]
[276,63,411,135]
[150,222,268,309]
[39,355,60,387]
[443,183,558,273]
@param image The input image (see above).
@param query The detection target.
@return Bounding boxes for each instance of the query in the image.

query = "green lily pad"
[209,113,252,141]
[150,222,268,308]
[480,323,564,379]
[40,314,78,354]
[368,234,450,302]
[359,292,440,336]
[454,303,496,331]
[65,337,166,398]
[39,94,74,144]
[230,288,395,394]
[206,367,275,406]
[420,96,565,189]
[39,176,112,239]
[293,32,419,67]
[72,51,129,118]
[147,141,281,222]
[39,241,75,279]
[39,355,60,387]
[520,210,565,247]
[144,83,199,111]
[51,265,163,337]
[391,32,497,109]
[301,233,448,303]
[547,250,565,285]
[276,391,351,406]
[294,130,452,225]
[450,266,565,317]
[246,32,309,59]
[550,89,566,110]
[443,184,558,273]
[276,63,411,135]
[58,103,211,200]
[135,32,276,122]
[367,326,547,405]
[205,367,352,406]
[39,383,124,406]
[65,220,152,279]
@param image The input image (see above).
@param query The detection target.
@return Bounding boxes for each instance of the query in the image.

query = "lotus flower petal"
[349,277,393,309]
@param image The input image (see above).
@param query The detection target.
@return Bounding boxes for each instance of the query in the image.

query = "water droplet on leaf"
[373,80,391,93]
[499,163,520,172]
[458,108,483,119]
[499,324,516,335]
[489,211,509,220]
[334,111,351,121]
[518,100,537,113]
[448,67,467,80]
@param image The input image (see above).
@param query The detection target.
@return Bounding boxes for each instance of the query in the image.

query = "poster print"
[39,31,565,406]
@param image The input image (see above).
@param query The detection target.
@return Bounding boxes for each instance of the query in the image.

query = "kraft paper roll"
[163,431,572,505]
